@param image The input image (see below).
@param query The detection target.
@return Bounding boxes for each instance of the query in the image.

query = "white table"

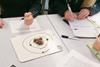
[0,14,100,67]
[0,15,68,67]
[47,14,100,63]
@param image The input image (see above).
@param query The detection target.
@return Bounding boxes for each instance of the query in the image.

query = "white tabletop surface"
[0,14,100,67]
[47,14,100,63]
[0,15,69,67]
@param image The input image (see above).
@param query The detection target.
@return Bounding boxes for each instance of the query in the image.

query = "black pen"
[63,19,69,25]
[21,17,24,20]
[61,35,79,41]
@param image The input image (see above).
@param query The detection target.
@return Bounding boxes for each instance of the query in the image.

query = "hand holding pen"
[64,4,77,21]
[64,0,90,21]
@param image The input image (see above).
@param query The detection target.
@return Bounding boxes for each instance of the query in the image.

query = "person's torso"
[69,0,84,12]
[1,0,33,17]
[49,0,84,12]
[2,0,32,7]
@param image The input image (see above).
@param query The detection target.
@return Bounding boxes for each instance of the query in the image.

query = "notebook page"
[68,19,98,37]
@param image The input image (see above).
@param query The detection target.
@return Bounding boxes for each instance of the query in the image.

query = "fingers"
[64,11,77,21]
[24,12,32,17]
[24,12,33,26]
[64,9,90,21]
[24,12,28,17]
[28,12,32,15]
[77,9,90,20]
[0,20,4,28]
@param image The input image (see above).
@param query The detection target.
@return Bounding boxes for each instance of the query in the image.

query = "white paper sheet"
[69,19,99,37]
[88,12,100,26]
[9,19,41,35]
[62,50,100,67]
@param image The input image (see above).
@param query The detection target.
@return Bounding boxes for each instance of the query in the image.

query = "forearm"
[55,8,68,16]
[49,0,68,16]
[56,2,68,16]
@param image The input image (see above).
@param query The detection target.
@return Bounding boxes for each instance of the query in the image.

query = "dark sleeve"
[49,0,68,16]
[90,1,100,15]
[29,0,41,17]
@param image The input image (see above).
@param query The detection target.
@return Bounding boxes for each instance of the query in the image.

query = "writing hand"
[64,11,77,21]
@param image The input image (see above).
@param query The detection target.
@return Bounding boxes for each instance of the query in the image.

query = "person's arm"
[29,0,41,17]
[49,0,68,16]
[77,0,96,19]
[23,0,41,27]
[80,0,96,13]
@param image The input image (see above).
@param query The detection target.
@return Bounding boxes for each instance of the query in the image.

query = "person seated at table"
[48,0,96,21]
[0,0,41,28]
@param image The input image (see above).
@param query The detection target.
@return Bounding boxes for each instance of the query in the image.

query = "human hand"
[93,36,100,51]
[77,9,90,20]
[24,12,33,26]
[0,19,4,28]
[64,11,77,21]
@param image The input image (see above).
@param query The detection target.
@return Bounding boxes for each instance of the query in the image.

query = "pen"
[67,3,72,12]
[61,35,79,41]
[66,0,76,21]
[66,0,72,12]
[63,19,69,25]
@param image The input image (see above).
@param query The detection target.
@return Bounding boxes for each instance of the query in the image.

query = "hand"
[0,19,4,28]
[93,36,100,51]
[24,12,33,26]
[64,11,77,21]
[77,9,90,20]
